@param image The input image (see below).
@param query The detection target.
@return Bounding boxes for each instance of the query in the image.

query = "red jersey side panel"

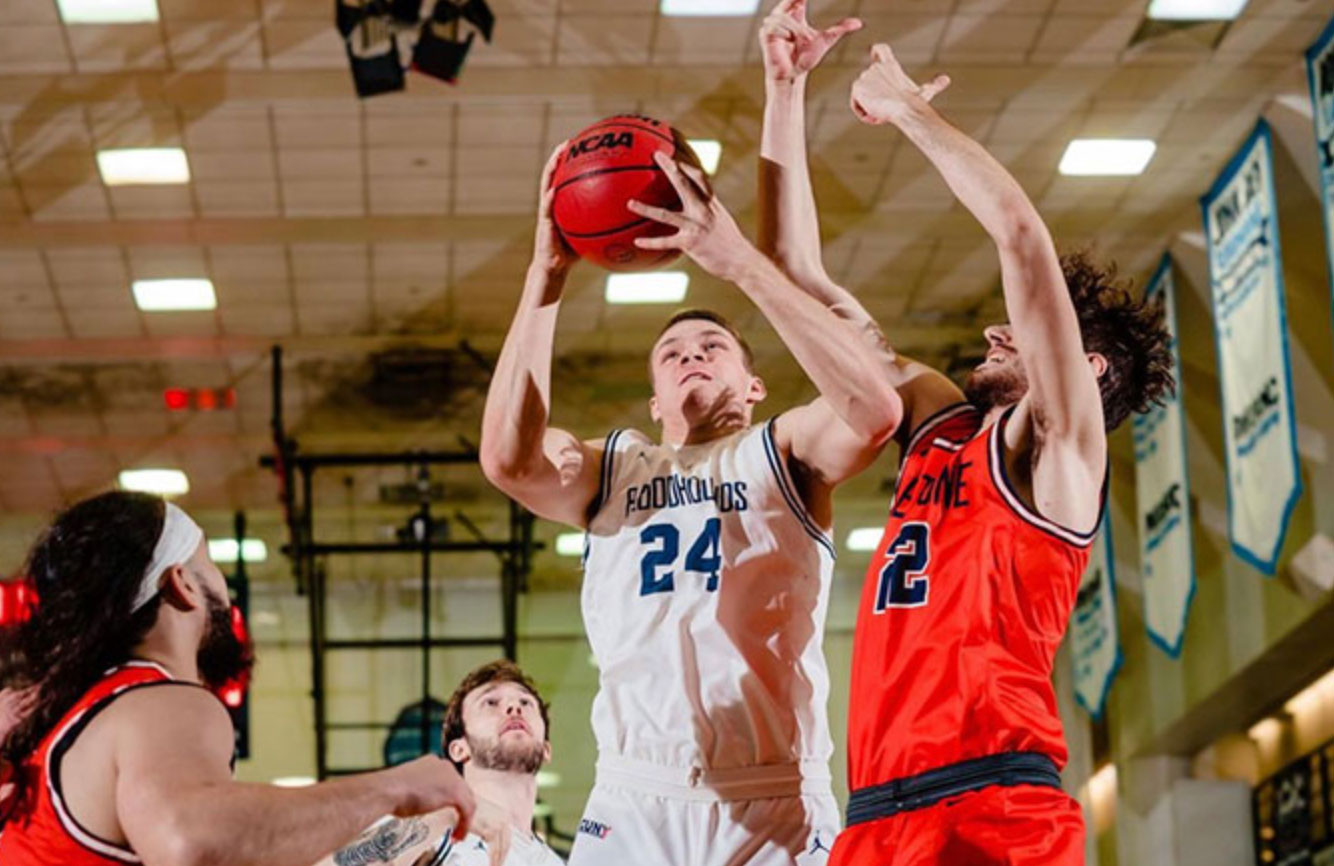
[847,404,1098,791]
[0,662,175,865]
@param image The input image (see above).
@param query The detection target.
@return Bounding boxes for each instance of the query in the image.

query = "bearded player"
[481,140,900,865]
[0,491,476,866]
[323,660,560,866]
[757,5,1173,864]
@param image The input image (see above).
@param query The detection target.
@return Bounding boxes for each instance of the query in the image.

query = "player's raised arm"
[629,153,901,487]
[479,144,604,528]
[849,45,1105,458]
[757,2,963,436]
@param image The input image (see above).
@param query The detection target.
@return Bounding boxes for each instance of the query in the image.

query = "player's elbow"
[849,386,903,447]
[144,818,224,866]
[993,210,1050,257]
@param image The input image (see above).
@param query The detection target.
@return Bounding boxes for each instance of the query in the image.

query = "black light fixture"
[411,0,494,85]
[334,0,494,97]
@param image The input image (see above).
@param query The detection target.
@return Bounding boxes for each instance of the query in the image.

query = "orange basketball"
[551,115,701,272]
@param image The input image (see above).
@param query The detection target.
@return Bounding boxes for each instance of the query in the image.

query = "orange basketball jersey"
[847,403,1100,792]
[0,662,184,866]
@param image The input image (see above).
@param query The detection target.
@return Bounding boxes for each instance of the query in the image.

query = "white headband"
[132,503,204,612]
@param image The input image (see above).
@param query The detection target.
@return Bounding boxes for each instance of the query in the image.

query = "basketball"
[551,115,702,272]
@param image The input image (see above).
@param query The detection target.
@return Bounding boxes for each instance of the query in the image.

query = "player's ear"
[1087,352,1108,380]
[649,394,662,424]
[746,375,767,405]
[541,741,552,765]
[447,736,470,766]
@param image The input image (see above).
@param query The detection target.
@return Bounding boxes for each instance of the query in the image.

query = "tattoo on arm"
[333,818,431,866]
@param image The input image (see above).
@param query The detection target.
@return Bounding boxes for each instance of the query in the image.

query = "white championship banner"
[1307,16,1334,306]
[1132,254,1196,657]
[1200,121,1303,576]
[1072,512,1120,719]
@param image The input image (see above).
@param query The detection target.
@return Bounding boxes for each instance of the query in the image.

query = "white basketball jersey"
[437,831,563,866]
[582,419,836,773]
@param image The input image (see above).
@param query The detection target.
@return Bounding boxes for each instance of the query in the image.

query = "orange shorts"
[829,784,1085,866]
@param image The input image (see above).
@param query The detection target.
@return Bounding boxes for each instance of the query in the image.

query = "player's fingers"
[677,162,712,199]
[871,42,894,65]
[634,234,683,251]
[627,199,687,227]
[762,17,799,41]
[824,17,862,41]
[651,151,702,208]
[541,141,567,188]
[920,73,951,102]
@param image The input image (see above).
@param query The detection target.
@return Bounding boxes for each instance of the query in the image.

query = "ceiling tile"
[557,15,654,67]
[195,179,281,216]
[66,24,170,72]
[0,26,73,74]
[166,20,267,70]
[281,179,365,217]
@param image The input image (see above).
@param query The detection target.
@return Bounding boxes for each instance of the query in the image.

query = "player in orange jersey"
[757,3,1174,864]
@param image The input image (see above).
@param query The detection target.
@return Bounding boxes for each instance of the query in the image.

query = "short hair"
[441,659,550,771]
[1061,251,1176,430]
[654,308,755,371]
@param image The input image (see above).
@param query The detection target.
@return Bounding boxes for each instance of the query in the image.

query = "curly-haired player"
[756,4,1174,864]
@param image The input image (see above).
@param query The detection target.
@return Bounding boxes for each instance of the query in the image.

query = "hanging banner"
[1132,254,1196,657]
[1306,16,1334,309]
[1072,512,1120,719]
[1200,121,1303,576]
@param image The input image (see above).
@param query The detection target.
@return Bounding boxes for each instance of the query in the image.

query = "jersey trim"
[45,668,185,864]
[762,418,836,560]
[590,429,625,520]
[987,407,1103,547]
[903,402,978,458]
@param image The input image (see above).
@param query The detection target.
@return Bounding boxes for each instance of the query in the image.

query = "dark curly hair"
[0,491,166,824]
[441,659,550,773]
[1062,250,1176,430]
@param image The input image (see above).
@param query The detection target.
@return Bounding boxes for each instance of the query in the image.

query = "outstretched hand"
[760,0,861,83]
[850,43,951,127]
[628,151,756,283]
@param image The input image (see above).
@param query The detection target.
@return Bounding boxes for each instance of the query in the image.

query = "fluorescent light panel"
[660,0,759,15]
[555,532,585,557]
[271,776,316,788]
[687,139,723,174]
[119,469,190,496]
[208,539,269,564]
[536,770,561,789]
[133,279,216,311]
[1146,0,1248,20]
[846,527,884,552]
[97,148,189,185]
[606,272,689,305]
[57,0,159,23]
[1058,139,1156,177]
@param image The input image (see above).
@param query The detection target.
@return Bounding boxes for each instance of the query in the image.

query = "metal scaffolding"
[262,346,536,779]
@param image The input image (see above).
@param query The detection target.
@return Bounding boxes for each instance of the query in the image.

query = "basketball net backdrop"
[1071,512,1121,720]
[1133,254,1196,658]
[1201,121,1303,576]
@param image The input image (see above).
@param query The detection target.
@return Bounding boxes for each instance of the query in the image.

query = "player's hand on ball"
[532,142,578,275]
[760,0,861,82]
[628,152,752,282]
[850,43,950,127]
[387,756,476,841]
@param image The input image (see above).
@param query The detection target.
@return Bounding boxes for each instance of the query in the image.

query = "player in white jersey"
[320,661,561,866]
[480,145,903,865]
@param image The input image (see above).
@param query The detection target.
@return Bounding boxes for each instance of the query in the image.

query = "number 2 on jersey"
[874,522,931,610]
[639,518,722,596]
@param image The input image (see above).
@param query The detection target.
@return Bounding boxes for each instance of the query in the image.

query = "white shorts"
[567,756,841,866]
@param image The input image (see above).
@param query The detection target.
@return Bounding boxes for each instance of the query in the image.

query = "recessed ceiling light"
[1146,0,1248,21]
[845,527,884,552]
[687,139,723,174]
[132,279,217,311]
[555,533,585,557]
[119,469,190,496]
[1058,139,1156,177]
[271,776,316,788]
[208,539,269,564]
[660,0,759,15]
[536,770,562,788]
[97,148,190,185]
[57,0,159,24]
[606,272,689,305]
